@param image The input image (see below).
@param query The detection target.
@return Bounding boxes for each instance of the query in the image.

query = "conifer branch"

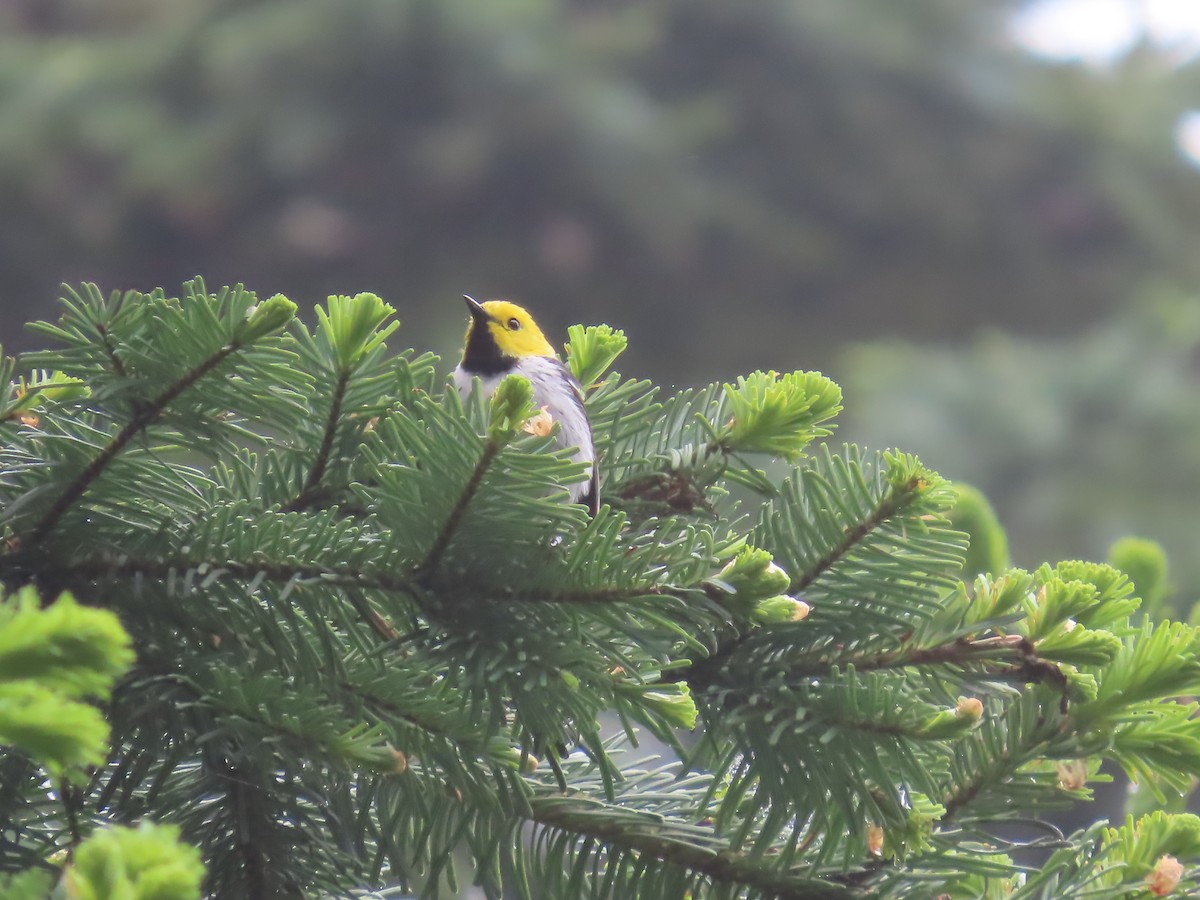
[343,681,497,757]
[58,778,83,858]
[938,697,1074,824]
[940,736,1045,824]
[790,474,923,595]
[526,796,869,899]
[285,368,350,512]
[344,590,400,641]
[43,553,672,607]
[10,287,1200,898]
[687,475,927,690]
[96,323,127,377]
[789,634,1052,677]
[24,341,242,547]
[419,439,501,574]
[53,554,420,598]
[501,584,670,604]
[687,633,1071,709]
[221,760,270,897]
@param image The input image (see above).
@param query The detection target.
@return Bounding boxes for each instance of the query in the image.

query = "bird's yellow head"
[461,296,557,364]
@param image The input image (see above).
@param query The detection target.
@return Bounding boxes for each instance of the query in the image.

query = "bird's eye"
[507,317,521,330]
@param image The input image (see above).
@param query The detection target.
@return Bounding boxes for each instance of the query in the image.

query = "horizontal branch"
[37,554,671,606]
[783,634,1035,675]
[60,554,420,596]
[527,796,870,900]
[688,632,1070,701]
[494,584,670,604]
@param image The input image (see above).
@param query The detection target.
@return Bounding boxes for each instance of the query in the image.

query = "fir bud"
[487,374,536,444]
[1055,759,1088,791]
[954,696,984,722]
[490,740,542,771]
[866,824,884,857]
[391,748,408,774]
[948,483,1011,579]
[719,370,842,461]
[0,589,134,699]
[32,373,90,405]
[1060,665,1100,704]
[237,293,297,343]
[566,323,628,386]
[640,684,699,730]
[66,821,205,900]
[11,372,90,414]
[1146,855,1183,897]
[751,595,811,624]
[1108,536,1169,618]
[916,697,984,739]
[713,548,791,603]
[316,292,400,370]
[523,405,556,438]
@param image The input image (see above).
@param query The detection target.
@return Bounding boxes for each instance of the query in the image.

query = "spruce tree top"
[1,281,1199,899]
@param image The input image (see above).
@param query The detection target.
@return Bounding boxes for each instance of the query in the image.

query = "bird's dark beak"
[463,295,488,321]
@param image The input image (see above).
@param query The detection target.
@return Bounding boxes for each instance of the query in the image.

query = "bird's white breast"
[453,357,594,501]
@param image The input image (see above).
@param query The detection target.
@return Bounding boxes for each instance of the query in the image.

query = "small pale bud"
[1146,855,1184,897]
[1055,759,1088,791]
[751,595,810,624]
[641,684,699,729]
[523,754,540,773]
[523,406,555,437]
[919,697,986,738]
[866,824,884,857]
[955,697,984,722]
[391,749,408,774]
[559,670,580,689]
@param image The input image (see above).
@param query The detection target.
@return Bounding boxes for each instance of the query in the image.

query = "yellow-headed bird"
[453,296,598,515]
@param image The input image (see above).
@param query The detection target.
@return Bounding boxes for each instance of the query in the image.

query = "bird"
[453,296,598,515]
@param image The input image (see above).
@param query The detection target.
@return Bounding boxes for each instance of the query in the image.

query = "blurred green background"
[3,0,1199,601]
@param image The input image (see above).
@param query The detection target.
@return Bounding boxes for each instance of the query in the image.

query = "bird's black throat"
[460,317,513,376]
